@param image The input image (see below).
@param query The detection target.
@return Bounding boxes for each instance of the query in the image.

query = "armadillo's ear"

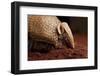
[57,22,75,49]
[57,23,64,35]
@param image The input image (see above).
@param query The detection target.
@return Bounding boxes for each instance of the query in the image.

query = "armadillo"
[28,15,74,49]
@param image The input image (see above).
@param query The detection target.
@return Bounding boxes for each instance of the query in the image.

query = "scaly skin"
[28,15,75,49]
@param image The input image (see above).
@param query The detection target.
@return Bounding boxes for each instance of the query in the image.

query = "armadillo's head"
[57,22,75,49]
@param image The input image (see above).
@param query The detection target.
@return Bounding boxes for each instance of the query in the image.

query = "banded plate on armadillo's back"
[28,15,61,47]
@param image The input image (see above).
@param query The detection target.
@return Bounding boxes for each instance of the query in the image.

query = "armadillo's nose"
[57,22,75,49]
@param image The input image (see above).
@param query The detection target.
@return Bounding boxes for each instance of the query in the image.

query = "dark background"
[57,16,88,34]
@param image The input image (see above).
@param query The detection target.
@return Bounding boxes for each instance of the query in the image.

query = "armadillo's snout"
[57,22,75,49]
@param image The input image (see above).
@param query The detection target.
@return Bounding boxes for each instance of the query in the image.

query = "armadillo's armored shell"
[28,16,61,47]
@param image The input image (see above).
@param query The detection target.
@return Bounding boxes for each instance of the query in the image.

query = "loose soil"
[28,34,87,61]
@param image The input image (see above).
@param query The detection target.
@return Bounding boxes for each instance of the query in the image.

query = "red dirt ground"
[28,34,88,61]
